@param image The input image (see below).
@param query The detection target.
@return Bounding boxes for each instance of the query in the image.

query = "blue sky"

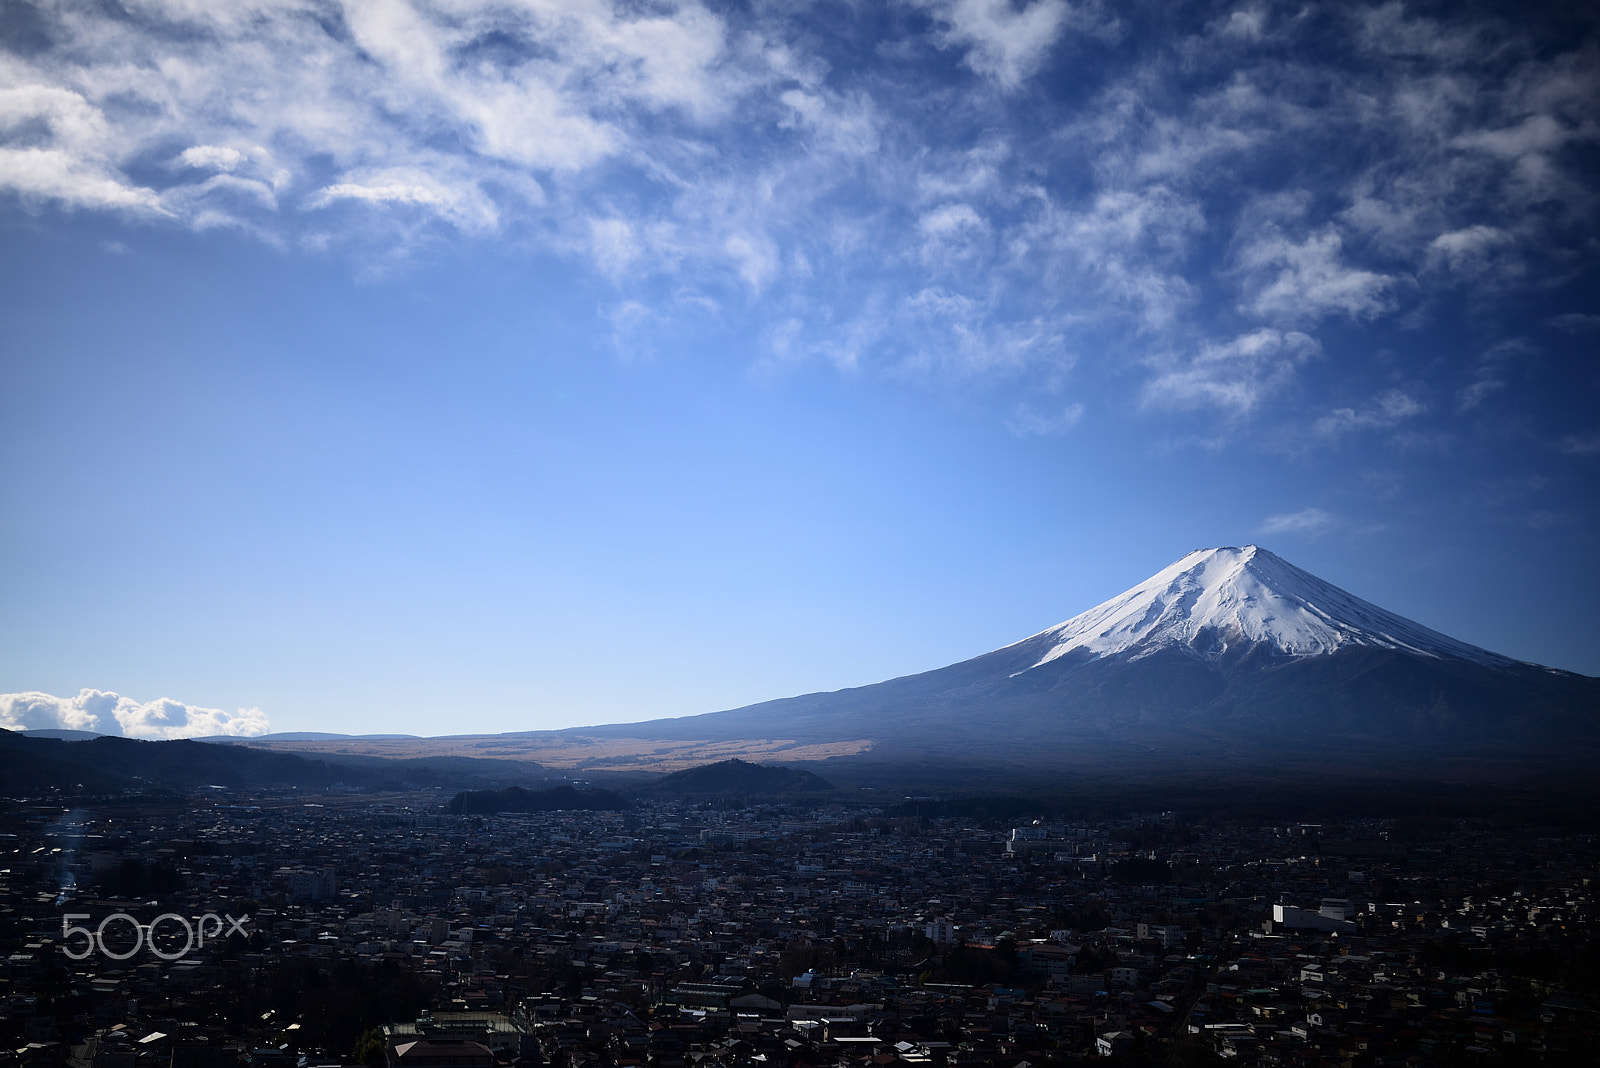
[1,0,1596,739]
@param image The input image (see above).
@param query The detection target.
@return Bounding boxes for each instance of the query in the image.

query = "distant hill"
[446,783,630,814]
[0,729,554,795]
[0,729,372,793]
[646,758,834,797]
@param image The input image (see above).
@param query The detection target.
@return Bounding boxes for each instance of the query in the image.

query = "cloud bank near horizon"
[0,689,271,740]
[2,0,1595,431]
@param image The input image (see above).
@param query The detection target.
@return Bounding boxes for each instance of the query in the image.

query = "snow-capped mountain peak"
[1018,545,1519,672]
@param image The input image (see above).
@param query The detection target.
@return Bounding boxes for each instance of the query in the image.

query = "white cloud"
[1068,188,1202,255]
[1218,7,1268,43]
[0,689,271,739]
[917,201,991,264]
[590,217,642,280]
[916,140,1009,202]
[1559,432,1600,456]
[0,83,114,155]
[1008,185,1202,330]
[1355,2,1488,64]
[779,89,881,158]
[0,691,103,732]
[919,0,1075,90]
[1457,113,1575,161]
[1427,225,1514,277]
[1143,329,1320,416]
[1085,80,1291,189]
[1549,313,1600,333]
[607,298,674,362]
[1457,337,1534,412]
[1006,401,1083,435]
[0,147,165,213]
[1360,468,1404,502]
[1260,507,1334,535]
[1314,389,1425,438]
[111,695,271,740]
[919,202,987,238]
[312,169,499,234]
[1520,509,1574,530]
[1456,378,1503,411]
[890,287,1071,381]
[177,145,246,172]
[724,233,779,291]
[1239,228,1395,323]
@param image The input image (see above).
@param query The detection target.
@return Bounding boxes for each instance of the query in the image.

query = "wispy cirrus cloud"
[1549,313,1600,333]
[1314,389,1426,439]
[1560,432,1600,456]
[1143,329,1320,417]
[1,0,1595,437]
[1006,401,1084,436]
[1458,338,1536,412]
[1260,507,1336,536]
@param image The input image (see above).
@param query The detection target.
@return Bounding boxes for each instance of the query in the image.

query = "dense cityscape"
[3,787,1596,1067]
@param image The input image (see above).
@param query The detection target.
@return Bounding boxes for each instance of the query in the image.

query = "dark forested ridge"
[2,729,552,794]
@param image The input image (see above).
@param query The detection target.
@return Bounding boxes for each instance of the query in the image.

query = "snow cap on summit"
[1020,545,1520,672]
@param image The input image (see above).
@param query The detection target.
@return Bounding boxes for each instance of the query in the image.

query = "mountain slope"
[562,546,1598,769]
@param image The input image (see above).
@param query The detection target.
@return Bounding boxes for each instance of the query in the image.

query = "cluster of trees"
[447,783,630,814]
[265,959,436,1055]
[94,857,183,898]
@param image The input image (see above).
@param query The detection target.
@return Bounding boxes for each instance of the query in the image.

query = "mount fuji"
[565,545,1600,772]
